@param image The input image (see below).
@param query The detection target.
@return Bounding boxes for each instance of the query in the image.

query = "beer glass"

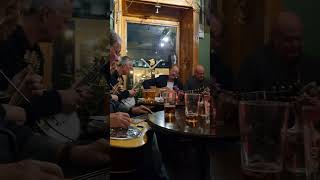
[185,93,200,128]
[284,103,305,176]
[162,91,176,123]
[198,95,210,129]
[239,101,289,179]
[303,105,320,180]
[143,89,156,104]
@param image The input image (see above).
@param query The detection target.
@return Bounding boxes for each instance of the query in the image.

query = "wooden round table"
[147,108,239,140]
[144,106,240,180]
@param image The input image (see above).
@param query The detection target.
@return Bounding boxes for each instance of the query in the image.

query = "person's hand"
[10,66,45,98]
[111,95,119,101]
[110,112,131,128]
[129,89,136,97]
[70,139,110,169]
[0,160,67,180]
[2,104,26,125]
[131,105,152,115]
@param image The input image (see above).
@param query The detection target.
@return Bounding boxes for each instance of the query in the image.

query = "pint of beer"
[163,91,176,123]
[143,89,156,103]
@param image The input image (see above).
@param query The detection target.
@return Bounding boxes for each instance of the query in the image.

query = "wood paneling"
[217,0,282,77]
[127,0,195,8]
[116,0,199,84]
[39,43,53,88]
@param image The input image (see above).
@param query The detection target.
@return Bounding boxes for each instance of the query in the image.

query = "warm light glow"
[162,37,169,42]
[130,70,133,74]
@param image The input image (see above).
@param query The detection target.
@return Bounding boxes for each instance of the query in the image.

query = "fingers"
[139,105,153,114]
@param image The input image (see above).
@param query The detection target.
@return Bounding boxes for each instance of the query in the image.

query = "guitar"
[110,116,150,149]
[7,51,102,142]
[36,62,102,143]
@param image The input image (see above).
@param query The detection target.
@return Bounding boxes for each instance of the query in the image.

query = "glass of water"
[239,101,289,176]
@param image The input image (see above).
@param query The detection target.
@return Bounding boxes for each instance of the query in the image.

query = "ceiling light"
[160,43,165,47]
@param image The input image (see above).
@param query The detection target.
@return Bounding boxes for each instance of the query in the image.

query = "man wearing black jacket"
[143,65,183,91]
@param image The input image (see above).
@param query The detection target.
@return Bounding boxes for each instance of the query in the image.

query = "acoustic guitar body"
[110,121,150,178]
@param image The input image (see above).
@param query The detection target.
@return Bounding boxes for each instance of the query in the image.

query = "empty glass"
[239,101,289,175]
[185,93,200,128]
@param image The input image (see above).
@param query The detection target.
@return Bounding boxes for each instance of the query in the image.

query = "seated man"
[185,64,210,91]
[143,65,183,91]
[109,56,136,100]
[237,12,320,92]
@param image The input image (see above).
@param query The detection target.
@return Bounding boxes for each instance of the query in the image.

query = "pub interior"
[0,0,319,180]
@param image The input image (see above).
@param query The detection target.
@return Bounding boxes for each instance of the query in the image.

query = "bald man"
[185,65,210,91]
[237,12,320,92]
[143,65,183,91]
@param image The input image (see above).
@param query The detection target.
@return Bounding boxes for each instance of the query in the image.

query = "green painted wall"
[198,32,211,78]
[283,0,320,57]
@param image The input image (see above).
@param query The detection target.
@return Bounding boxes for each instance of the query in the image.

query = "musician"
[0,0,110,177]
[143,65,183,91]
[110,56,136,100]
[0,0,92,121]
[185,64,210,91]
[237,12,320,92]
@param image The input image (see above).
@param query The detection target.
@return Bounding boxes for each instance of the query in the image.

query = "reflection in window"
[127,23,178,86]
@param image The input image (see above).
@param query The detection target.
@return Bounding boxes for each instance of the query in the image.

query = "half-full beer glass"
[239,101,289,178]
[185,93,200,128]
[163,91,176,123]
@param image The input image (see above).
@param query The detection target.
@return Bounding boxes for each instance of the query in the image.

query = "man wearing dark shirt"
[237,12,320,92]
[0,0,92,120]
[209,14,234,90]
[143,65,183,91]
[185,64,210,91]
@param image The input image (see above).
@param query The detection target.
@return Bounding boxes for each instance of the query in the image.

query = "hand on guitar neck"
[8,66,45,105]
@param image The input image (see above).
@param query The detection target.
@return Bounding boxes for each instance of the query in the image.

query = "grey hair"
[24,0,71,15]
[110,31,121,46]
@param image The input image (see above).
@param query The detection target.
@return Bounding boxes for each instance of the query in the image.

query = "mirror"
[126,23,178,86]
